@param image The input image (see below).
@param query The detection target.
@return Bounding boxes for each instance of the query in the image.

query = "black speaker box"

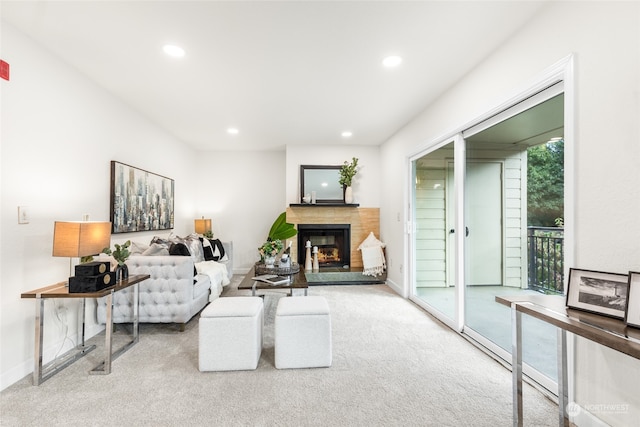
[75,261,110,277]
[68,272,115,293]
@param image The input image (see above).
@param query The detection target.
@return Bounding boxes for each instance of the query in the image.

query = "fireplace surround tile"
[285,207,380,269]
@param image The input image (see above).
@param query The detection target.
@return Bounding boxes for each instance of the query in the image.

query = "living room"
[2,1,639,426]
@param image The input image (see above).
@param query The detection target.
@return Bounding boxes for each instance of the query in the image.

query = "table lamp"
[52,221,112,276]
[194,217,212,237]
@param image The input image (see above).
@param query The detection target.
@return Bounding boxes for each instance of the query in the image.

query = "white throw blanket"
[195,260,230,301]
[358,232,386,277]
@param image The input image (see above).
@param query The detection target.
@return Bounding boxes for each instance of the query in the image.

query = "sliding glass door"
[410,84,567,390]
[412,141,456,324]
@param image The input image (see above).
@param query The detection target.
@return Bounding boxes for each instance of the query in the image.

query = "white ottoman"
[199,297,263,371]
[275,296,332,369]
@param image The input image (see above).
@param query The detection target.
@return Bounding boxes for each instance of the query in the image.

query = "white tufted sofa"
[96,256,212,329]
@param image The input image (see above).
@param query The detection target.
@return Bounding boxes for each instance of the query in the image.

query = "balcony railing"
[528,226,564,294]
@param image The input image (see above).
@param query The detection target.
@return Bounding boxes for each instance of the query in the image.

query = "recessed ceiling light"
[382,56,402,68]
[227,128,239,135]
[163,44,185,58]
[341,131,353,138]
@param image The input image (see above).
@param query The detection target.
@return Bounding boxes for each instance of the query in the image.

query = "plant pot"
[115,263,129,281]
[344,186,353,204]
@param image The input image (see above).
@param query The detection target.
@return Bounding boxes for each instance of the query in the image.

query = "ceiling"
[1,1,551,151]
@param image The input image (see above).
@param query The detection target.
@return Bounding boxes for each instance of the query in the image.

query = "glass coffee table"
[238,266,308,296]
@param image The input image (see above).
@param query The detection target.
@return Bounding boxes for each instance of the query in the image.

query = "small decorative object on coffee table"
[255,261,300,277]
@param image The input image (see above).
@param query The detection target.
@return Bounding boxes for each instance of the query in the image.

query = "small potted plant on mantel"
[339,157,359,204]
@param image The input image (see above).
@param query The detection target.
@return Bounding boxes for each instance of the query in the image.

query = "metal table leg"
[558,329,569,426]
[33,296,95,385]
[33,296,44,385]
[511,303,523,427]
[91,290,114,374]
[91,287,139,374]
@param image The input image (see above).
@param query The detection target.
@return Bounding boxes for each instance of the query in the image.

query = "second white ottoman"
[199,296,263,372]
[275,296,332,369]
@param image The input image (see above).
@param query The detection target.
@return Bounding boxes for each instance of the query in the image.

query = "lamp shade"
[52,221,112,258]
[194,218,212,235]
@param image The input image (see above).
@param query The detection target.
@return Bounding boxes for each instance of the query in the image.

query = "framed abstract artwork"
[566,268,629,319]
[109,161,174,234]
[625,271,640,328]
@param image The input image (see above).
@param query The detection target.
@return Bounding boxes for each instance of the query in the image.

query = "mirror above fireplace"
[299,165,343,204]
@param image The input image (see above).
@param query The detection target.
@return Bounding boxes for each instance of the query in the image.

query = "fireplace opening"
[297,224,350,269]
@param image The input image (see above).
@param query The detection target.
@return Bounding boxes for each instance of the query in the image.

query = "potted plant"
[102,240,131,280]
[258,239,284,267]
[339,157,359,203]
[257,212,297,268]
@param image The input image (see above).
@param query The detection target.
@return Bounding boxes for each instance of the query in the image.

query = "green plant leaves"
[268,212,297,241]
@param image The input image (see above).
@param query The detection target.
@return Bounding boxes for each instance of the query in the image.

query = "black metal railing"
[528,226,564,294]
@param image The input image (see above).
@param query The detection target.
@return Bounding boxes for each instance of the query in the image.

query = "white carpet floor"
[0,278,558,426]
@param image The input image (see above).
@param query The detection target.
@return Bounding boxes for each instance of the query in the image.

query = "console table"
[21,274,150,385]
[496,294,640,427]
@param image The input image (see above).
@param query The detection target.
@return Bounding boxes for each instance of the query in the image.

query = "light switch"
[18,206,29,224]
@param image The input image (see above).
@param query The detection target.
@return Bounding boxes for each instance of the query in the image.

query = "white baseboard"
[568,403,611,427]
[385,278,403,296]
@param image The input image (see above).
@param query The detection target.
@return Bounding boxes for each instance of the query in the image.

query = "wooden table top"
[496,294,640,360]
[21,274,151,299]
[238,267,308,291]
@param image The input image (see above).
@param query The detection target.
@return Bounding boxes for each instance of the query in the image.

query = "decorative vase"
[115,263,129,281]
[264,256,276,268]
[344,186,353,204]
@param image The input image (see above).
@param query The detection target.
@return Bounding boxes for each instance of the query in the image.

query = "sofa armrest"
[222,241,233,278]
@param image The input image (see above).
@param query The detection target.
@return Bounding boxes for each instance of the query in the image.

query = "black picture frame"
[299,165,344,204]
[625,271,640,328]
[109,161,175,234]
[566,268,629,319]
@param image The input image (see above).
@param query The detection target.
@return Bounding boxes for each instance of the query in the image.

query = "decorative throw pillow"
[183,234,205,263]
[169,243,198,279]
[150,236,172,251]
[129,241,150,255]
[142,243,170,256]
[169,242,191,257]
[207,238,226,261]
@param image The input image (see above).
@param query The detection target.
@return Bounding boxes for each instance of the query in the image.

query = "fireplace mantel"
[289,203,359,207]
[285,207,379,269]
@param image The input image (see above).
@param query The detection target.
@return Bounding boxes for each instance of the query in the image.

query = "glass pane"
[413,142,455,320]
[463,95,564,383]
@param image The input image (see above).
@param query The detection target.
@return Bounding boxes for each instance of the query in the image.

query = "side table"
[21,274,150,385]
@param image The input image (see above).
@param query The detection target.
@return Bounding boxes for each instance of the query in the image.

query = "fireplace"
[297,224,350,269]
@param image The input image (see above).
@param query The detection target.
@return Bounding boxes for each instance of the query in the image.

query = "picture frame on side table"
[624,271,640,328]
[566,268,629,319]
[110,161,175,234]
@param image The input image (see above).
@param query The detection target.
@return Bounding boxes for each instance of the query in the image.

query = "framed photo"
[625,272,640,328]
[566,268,629,319]
[110,161,174,234]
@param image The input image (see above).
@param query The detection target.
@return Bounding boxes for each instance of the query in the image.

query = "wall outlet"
[18,206,29,224]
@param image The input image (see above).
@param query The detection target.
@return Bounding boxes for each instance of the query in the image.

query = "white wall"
[0,22,201,390]
[379,1,640,425]
[194,150,286,273]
